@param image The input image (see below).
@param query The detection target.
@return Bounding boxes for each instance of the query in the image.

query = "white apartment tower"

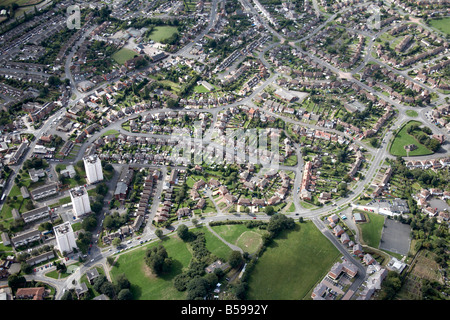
[54,222,77,254]
[83,154,103,184]
[70,186,91,218]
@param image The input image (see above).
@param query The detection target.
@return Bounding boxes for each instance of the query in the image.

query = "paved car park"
[379,218,411,256]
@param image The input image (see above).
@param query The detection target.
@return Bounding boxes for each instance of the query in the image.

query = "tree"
[186,276,210,300]
[232,281,247,300]
[48,75,62,87]
[265,206,275,215]
[8,274,26,289]
[93,275,107,292]
[118,288,133,300]
[155,229,163,239]
[177,224,192,242]
[204,272,218,289]
[112,237,121,248]
[267,214,295,236]
[81,215,97,232]
[25,201,35,211]
[145,245,172,275]
[115,273,130,291]
[229,251,244,269]
[21,262,33,274]
[106,256,115,266]
[100,281,116,298]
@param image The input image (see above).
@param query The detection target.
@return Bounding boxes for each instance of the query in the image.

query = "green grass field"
[193,85,210,93]
[101,129,120,137]
[147,26,178,43]
[112,48,138,65]
[389,120,433,157]
[405,110,418,117]
[357,212,385,248]
[429,17,450,36]
[211,224,268,255]
[246,222,341,300]
[200,226,233,260]
[110,236,191,300]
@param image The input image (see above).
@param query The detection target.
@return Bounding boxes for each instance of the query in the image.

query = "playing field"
[357,211,385,248]
[112,48,138,65]
[211,224,267,254]
[429,17,450,36]
[109,236,191,300]
[246,222,341,300]
[147,26,178,43]
[389,120,433,157]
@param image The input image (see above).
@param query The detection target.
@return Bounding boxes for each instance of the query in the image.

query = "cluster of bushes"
[62,273,132,300]
[145,245,172,276]
[173,228,218,298]
[406,124,441,152]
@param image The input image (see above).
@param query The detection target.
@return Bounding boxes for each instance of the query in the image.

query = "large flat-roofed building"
[30,182,58,200]
[83,154,103,184]
[70,186,91,218]
[54,222,77,254]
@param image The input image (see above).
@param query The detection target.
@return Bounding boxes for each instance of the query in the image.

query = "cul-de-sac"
[0,0,449,301]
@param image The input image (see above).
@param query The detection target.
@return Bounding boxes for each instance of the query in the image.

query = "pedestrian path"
[206,223,243,254]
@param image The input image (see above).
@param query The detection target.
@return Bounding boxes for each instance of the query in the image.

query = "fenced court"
[379,218,411,256]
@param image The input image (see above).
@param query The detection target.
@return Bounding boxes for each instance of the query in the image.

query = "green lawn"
[357,211,385,248]
[109,235,191,300]
[112,48,138,65]
[210,223,268,255]
[101,129,120,137]
[147,26,178,43]
[193,85,210,93]
[429,17,450,36]
[199,226,233,261]
[246,222,341,300]
[389,120,433,157]
[405,110,418,117]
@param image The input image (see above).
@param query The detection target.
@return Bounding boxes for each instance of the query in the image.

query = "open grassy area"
[429,17,450,36]
[357,211,385,248]
[193,85,210,93]
[405,110,418,117]
[101,129,120,137]
[211,224,268,254]
[246,222,341,300]
[389,120,433,157]
[199,226,233,261]
[147,26,178,43]
[112,48,138,65]
[109,235,191,300]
